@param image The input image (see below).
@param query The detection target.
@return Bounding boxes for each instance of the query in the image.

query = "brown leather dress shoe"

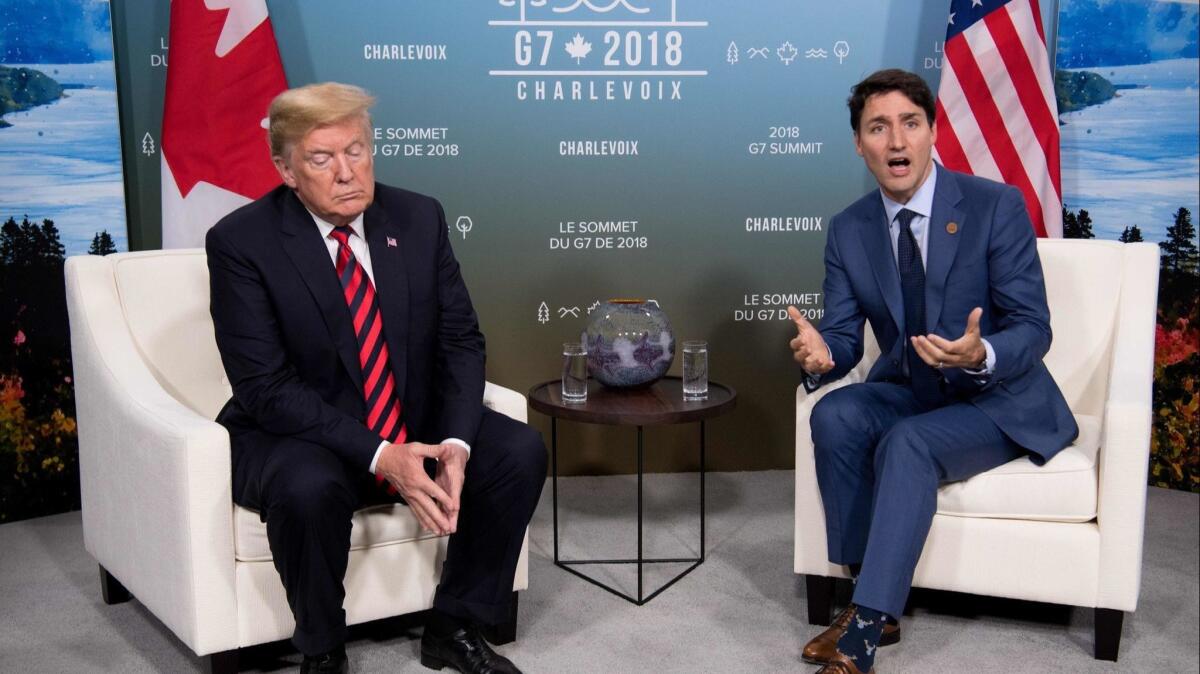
[814,649,874,674]
[802,604,901,664]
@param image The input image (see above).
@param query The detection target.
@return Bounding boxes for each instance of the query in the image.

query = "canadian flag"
[161,0,287,248]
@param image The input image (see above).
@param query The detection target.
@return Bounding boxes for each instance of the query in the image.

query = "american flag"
[933,0,1062,237]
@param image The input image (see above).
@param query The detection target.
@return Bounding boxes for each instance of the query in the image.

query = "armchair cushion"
[234,504,438,562]
[935,413,1100,522]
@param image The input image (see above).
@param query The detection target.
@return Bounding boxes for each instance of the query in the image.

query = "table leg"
[552,417,559,564]
[637,425,644,603]
[700,420,706,561]
[550,417,709,606]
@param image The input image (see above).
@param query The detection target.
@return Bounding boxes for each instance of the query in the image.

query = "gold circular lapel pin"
[946,222,959,234]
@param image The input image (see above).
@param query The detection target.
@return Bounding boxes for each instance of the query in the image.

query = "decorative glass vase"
[583,299,675,387]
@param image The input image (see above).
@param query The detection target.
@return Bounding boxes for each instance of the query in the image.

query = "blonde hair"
[267,82,375,158]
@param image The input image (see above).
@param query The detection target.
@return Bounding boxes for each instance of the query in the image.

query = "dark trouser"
[810,382,1023,618]
[230,408,547,656]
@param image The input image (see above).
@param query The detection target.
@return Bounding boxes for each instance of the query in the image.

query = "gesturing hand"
[433,443,468,534]
[375,442,454,535]
[788,305,834,375]
[911,307,987,370]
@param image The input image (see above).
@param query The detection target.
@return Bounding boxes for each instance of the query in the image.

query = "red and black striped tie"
[328,226,406,489]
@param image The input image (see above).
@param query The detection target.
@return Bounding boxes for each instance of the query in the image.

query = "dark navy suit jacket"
[810,166,1077,463]
[206,183,486,474]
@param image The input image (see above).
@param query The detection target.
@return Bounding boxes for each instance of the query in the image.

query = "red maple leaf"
[161,0,287,200]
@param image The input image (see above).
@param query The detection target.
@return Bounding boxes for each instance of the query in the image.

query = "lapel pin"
[386,236,397,248]
[946,222,958,235]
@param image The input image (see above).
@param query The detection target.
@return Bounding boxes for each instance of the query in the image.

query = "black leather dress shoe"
[420,625,521,674]
[300,647,348,674]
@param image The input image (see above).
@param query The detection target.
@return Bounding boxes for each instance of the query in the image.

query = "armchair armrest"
[66,256,238,655]
[1094,243,1159,611]
[794,332,877,577]
[483,381,528,424]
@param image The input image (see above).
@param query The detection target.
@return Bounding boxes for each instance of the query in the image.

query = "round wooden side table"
[528,376,736,605]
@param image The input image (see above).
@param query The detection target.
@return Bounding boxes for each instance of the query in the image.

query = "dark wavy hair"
[847,69,936,132]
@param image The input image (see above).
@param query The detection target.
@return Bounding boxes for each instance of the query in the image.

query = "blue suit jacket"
[207,183,486,474]
[811,167,1077,463]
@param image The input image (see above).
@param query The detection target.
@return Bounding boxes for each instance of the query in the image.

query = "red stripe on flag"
[933,100,973,175]
[944,36,1046,235]
[1027,0,1047,43]
[984,8,1062,199]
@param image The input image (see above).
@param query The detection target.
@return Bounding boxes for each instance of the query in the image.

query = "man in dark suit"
[207,82,545,674]
[788,69,1077,674]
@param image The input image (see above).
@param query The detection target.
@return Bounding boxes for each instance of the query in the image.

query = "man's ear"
[853,131,864,157]
[273,156,296,189]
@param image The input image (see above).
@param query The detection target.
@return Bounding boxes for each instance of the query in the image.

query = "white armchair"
[65,249,530,673]
[794,240,1159,661]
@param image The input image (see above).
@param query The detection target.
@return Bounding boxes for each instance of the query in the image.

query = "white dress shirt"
[307,210,471,473]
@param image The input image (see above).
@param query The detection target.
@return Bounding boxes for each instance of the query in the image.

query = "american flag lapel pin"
[386,236,397,248]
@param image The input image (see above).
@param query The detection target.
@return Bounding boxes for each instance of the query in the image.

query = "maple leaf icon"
[565,34,592,64]
[777,41,798,65]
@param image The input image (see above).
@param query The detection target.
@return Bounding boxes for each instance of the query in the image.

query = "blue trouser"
[810,382,1023,617]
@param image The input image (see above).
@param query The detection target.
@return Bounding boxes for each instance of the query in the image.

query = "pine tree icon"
[537,302,550,324]
[727,41,739,65]
[141,132,156,156]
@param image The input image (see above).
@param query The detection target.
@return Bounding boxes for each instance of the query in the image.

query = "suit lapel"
[364,201,410,403]
[279,191,364,393]
[860,196,904,335]
[925,167,965,333]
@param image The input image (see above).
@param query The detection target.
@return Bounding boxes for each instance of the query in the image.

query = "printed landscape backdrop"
[0,0,1196,524]
[1055,0,1199,491]
[0,0,127,521]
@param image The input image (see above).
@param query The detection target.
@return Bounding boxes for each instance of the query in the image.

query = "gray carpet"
[0,471,1196,673]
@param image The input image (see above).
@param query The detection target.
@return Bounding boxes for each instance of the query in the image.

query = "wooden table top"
[528,376,736,426]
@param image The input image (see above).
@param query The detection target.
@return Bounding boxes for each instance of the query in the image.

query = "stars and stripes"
[934,0,1062,237]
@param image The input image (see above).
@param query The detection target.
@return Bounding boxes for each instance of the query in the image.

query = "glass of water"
[561,342,588,403]
[682,340,708,401]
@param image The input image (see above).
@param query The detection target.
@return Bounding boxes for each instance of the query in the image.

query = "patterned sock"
[836,604,888,672]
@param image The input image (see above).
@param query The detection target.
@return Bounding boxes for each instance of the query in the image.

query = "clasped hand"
[374,441,467,536]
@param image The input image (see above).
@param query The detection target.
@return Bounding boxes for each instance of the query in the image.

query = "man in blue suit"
[789,69,1077,674]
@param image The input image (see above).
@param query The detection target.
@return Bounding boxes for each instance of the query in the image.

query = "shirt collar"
[308,210,366,242]
[881,162,938,225]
